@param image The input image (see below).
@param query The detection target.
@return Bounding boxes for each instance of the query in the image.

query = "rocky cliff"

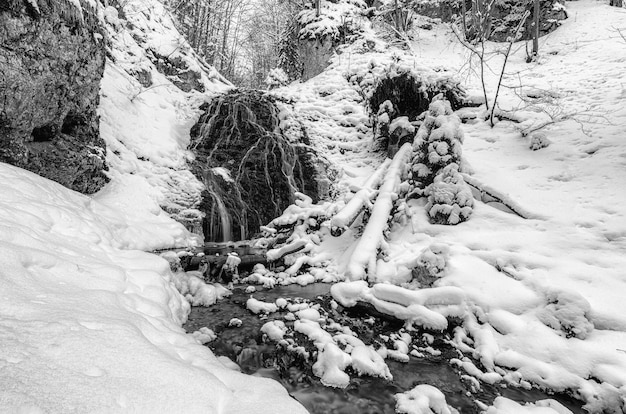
[0,0,108,194]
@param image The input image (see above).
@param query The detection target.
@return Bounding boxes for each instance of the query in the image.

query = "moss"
[190,91,322,241]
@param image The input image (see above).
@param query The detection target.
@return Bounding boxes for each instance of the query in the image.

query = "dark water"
[184,283,585,414]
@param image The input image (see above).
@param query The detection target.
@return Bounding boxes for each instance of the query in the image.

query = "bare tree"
[532,0,539,59]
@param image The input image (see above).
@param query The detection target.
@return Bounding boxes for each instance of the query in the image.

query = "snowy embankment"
[0,164,305,413]
[99,0,230,230]
[262,0,626,412]
[0,0,306,412]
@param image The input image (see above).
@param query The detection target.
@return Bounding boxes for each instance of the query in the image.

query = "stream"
[184,283,585,414]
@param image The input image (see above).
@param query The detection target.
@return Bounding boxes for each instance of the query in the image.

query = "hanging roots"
[191,90,317,242]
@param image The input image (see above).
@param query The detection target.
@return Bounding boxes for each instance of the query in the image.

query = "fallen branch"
[266,239,308,262]
[461,173,544,220]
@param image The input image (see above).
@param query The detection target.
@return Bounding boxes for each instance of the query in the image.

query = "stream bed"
[184,283,585,413]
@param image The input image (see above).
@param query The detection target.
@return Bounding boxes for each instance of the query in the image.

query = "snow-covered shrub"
[411,243,450,287]
[537,290,594,339]
[265,68,290,90]
[411,98,464,188]
[425,163,473,225]
[529,132,551,151]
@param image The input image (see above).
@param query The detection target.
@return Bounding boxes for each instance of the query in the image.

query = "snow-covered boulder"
[411,243,450,287]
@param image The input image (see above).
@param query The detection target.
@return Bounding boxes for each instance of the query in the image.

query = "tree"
[610,0,623,7]
[532,0,540,59]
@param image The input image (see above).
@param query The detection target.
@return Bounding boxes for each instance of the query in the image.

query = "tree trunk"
[461,0,468,38]
[316,0,321,16]
[532,0,539,58]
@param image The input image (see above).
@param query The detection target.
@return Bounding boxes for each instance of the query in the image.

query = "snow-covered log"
[330,158,392,235]
[267,239,308,262]
[331,281,466,330]
[346,143,412,281]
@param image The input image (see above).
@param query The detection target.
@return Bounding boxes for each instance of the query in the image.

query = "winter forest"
[1,0,625,413]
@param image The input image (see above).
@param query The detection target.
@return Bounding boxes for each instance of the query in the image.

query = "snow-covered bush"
[425,163,473,225]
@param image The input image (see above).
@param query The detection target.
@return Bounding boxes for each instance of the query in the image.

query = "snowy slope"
[268,1,626,411]
[99,0,231,236]
[0,163,306,413]
[0,1,307,412]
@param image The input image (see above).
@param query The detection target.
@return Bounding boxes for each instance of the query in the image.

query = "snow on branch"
[461,173,544,220]
[331,280,466,330]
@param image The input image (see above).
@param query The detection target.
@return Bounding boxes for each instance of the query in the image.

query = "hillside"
[1,0,625,413]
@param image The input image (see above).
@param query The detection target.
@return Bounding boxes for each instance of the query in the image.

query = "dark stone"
[369,73,466,121]
[298,38,336,81]
[149,49,204,93]
[0,0,108,194]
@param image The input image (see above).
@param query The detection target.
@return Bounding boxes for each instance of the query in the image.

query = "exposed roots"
[191,90,317,242]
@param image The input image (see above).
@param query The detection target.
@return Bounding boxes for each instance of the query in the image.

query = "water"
[204,175,233,242]
[184,283,585,414]
[190,91,319,242]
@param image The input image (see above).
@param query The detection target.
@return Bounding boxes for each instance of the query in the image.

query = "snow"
[0,0,306,411]
[99,0,230,230]
[246,297,279,314]
[4,0,626,411]
[0,164,305,413]
[266,0,626,411]
[395,384,459,414]
[483,397,573,414]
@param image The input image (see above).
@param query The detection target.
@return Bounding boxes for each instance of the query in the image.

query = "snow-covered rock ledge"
[0,163,305,413]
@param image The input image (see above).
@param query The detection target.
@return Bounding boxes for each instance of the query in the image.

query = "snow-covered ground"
[265,1,626,412]
[2,0,625,413]
[0,0,306,412]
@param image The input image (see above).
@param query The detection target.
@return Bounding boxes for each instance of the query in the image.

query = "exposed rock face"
[0,0,108,194]
[299,38,336,81]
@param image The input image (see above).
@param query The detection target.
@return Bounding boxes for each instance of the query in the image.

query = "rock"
[299,37,335,81]
[0,0,108,194]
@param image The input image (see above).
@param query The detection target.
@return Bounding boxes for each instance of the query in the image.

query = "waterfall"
[205,181,232,242]
[190,90,321,242]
